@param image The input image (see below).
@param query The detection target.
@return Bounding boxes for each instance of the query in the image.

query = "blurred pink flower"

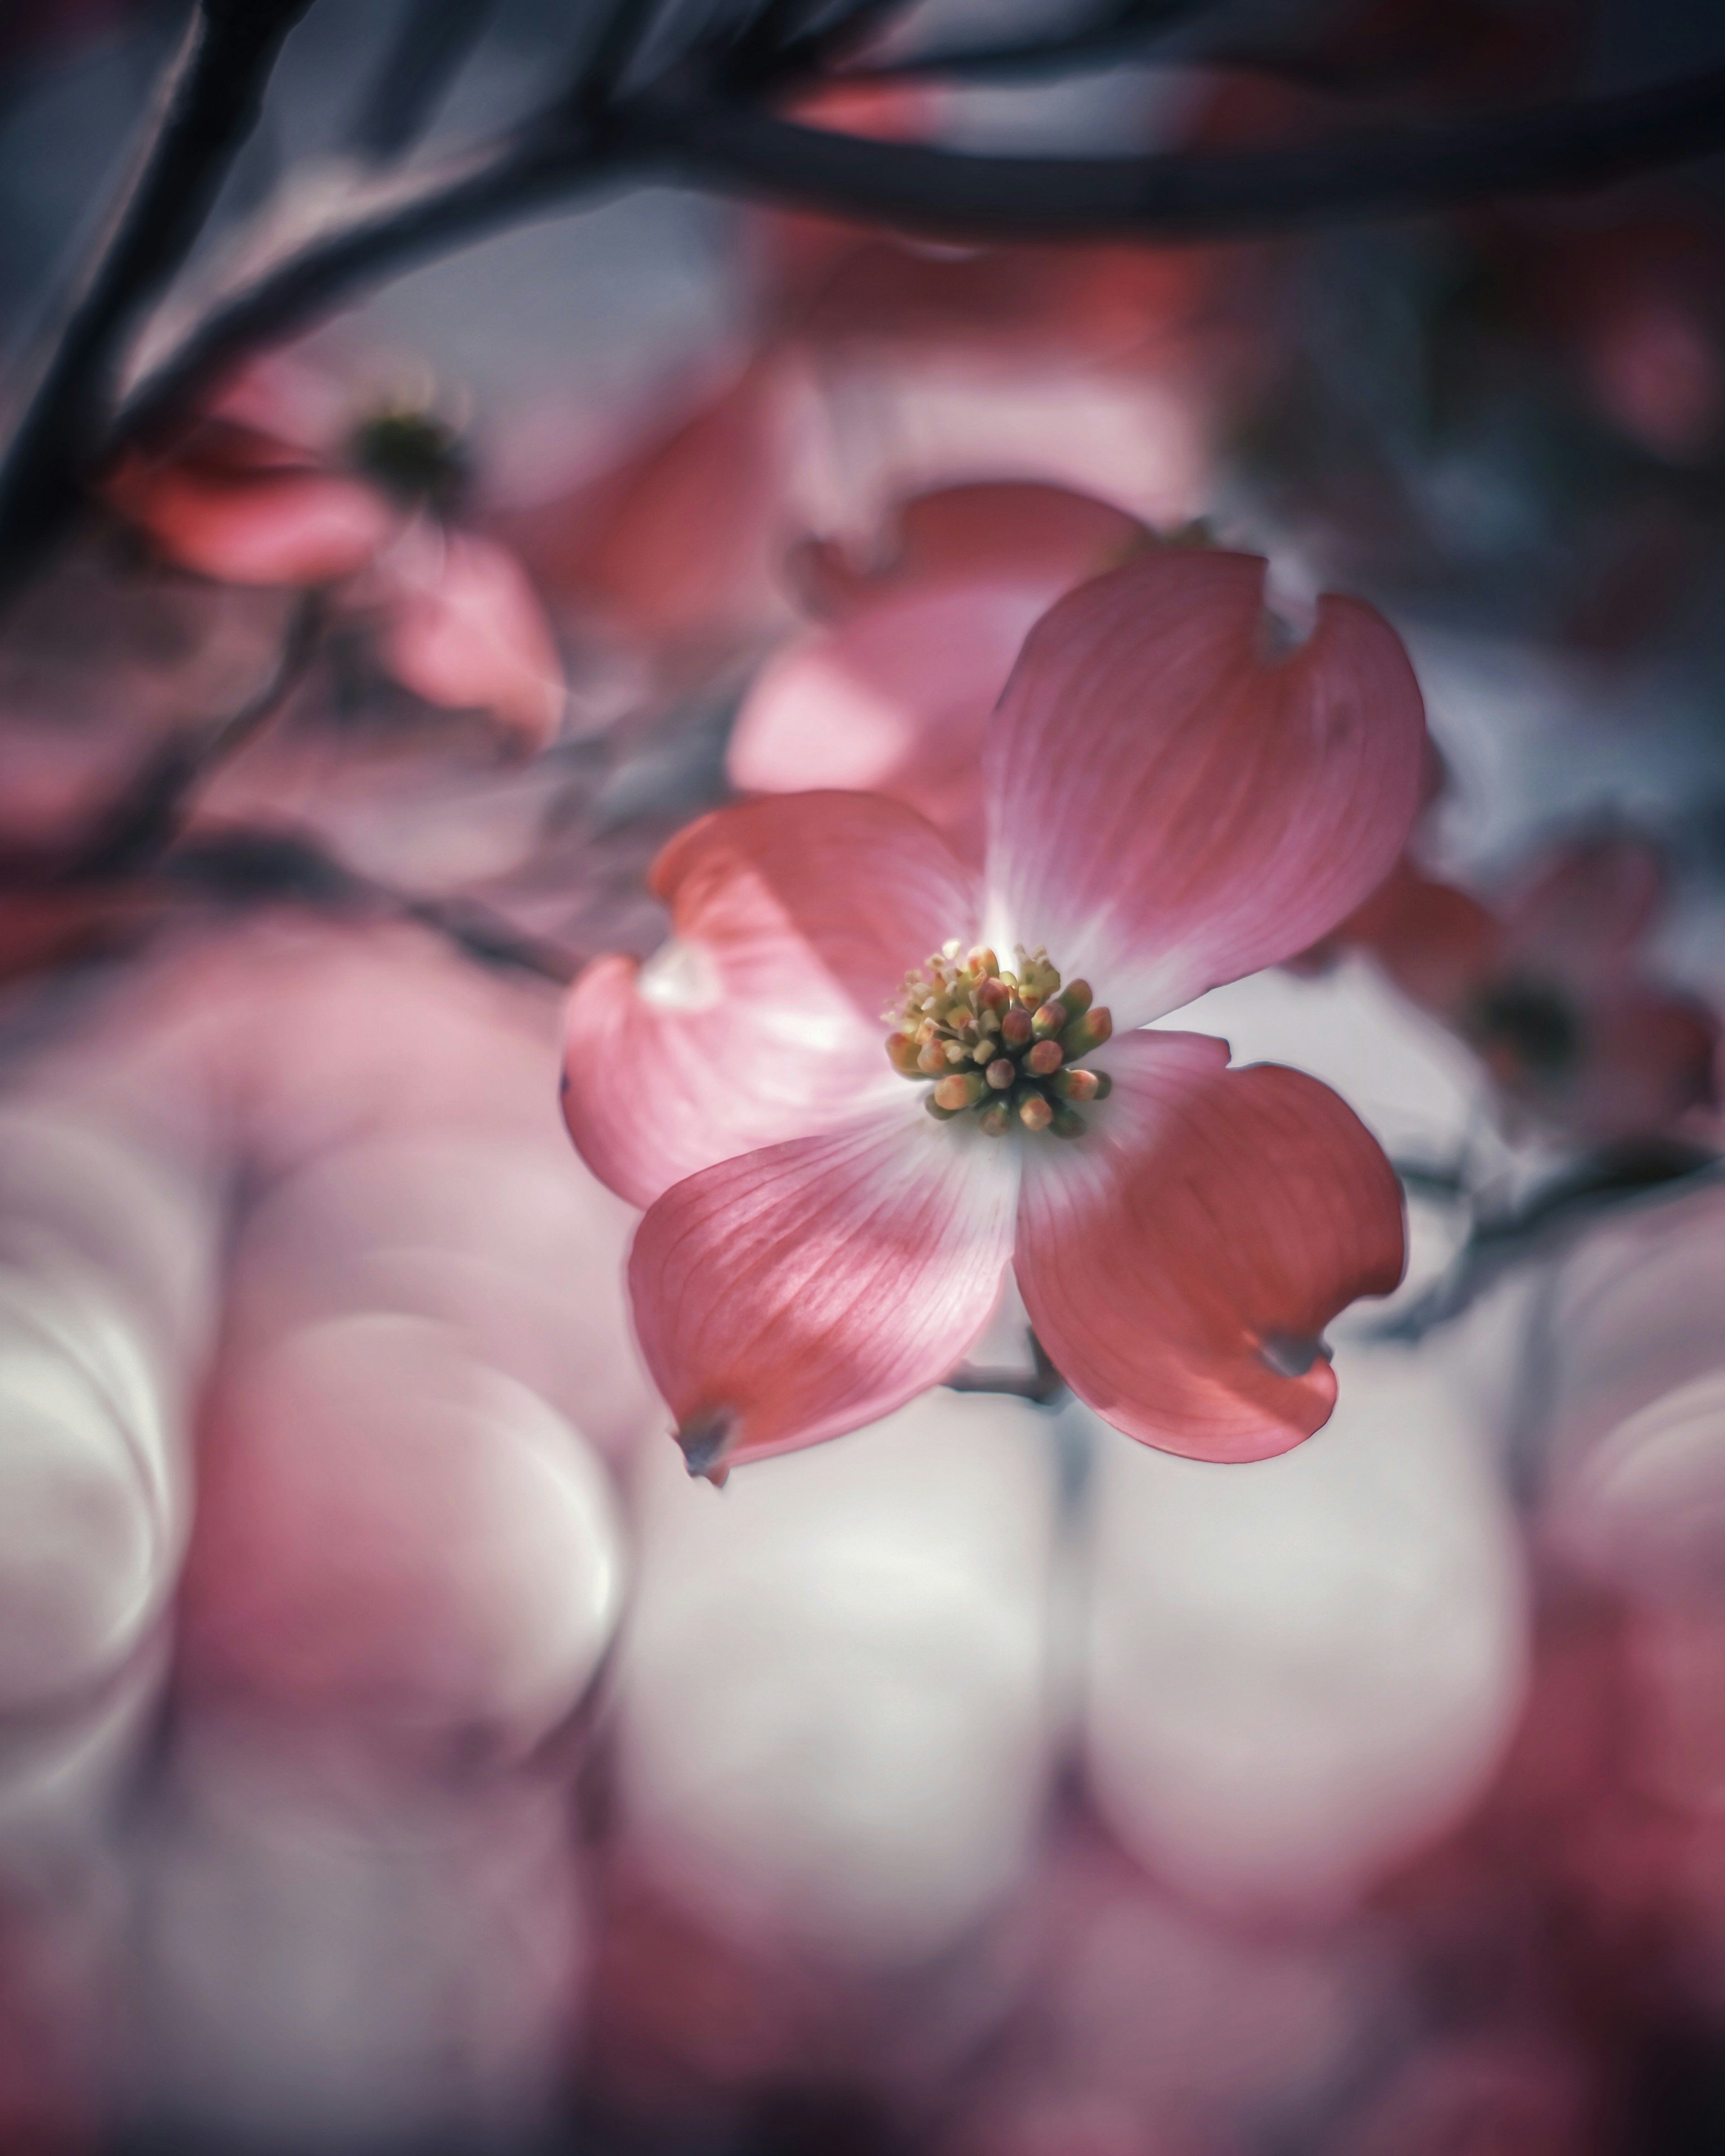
[1310,831,1717,1142]
[729,481,1153,862]
[562,550,1426,1476]
[754,78,1266,389]
[1520,213,1725,465]
[105,373,564,749]
[497,361,793,658]
[787,480,1153,620]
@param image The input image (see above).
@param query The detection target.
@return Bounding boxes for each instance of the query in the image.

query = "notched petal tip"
[677,1410,737,1484]
[985,549,1427,1025]
[629,1113,1021,1468]
[1257,1331,1334,1380]
[1013,1033,1402,1464]
[1255,584,1318,663]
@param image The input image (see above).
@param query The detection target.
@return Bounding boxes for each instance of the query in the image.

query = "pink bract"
[728,579,1061,864]
[498,362,792,647]
[107,420,396,587]
[729,482,1154,860]
[1317,831,1719,1142]
[104,377,565,749]
[787,480,1150,619]
[376,527,565,751]
[563,548,1427,1471]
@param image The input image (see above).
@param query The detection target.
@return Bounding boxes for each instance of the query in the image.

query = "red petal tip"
[677,1411,737,1483]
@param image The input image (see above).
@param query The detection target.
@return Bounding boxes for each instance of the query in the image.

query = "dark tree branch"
[728,0,823,77]
[116,119,617,445]
[849,0,1216,86]
[0,0,314,596]
[348,0,498,162]
[574,0,664,113]
[762,0,924,81]
[7,29,1725,602]
[103,57,1725,473]
[656,62,1725,239]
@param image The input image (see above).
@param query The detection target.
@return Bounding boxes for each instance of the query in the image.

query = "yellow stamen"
[934,1071,987,1111]
[887,942,1112,1140]
[1061,1007,1113,1058]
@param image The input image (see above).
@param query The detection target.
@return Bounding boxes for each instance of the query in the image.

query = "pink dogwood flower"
[106,371,564,749]
[561,551,1427,1478]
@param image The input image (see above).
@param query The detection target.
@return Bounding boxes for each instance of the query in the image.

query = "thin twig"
[1377,1140,1721,1343]
[165,825,581,983]
[1391,1156,1468,1200]
[0,0,314,597]
[726,0,822,79]
[945,1332,1069,1407]
[115,119,615,446]
[78,591,327,878]
[348,0,498,162]
[0,592,325,887]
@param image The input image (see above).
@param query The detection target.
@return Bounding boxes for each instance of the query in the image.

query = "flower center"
[1464,973,1582,1084]
[350,405,469,513]
[884,942,1113,1138]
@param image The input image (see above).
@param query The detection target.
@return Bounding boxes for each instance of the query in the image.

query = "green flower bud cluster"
[884,941,1113,1138]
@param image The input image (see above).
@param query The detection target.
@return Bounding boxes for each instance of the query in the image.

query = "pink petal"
[728,579,1061,862]
[1494,980,1718,1142]
[1014,1029,1405,1462]
[204,356,353,457]
[628,1106,1020,1473]
[380,529,565,749]
[107,449,394,585]
[1501,830,1668,977]
[1325,859,1505,1018]
[790,480,1147,617]
[984,551,1427,1025]
[562,791,980,1209]
[498,363,788,642]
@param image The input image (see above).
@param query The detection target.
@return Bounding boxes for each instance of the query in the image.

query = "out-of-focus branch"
[74,592,327,879]
[166,826,582,984]
[659,62,1725,237]
[766,0,921,76]
[849,0,1215,85]
[0,593,324,889]
[731,0,919,83]
[115,119,616,444]
[1380,1140,1721,1342]
[109,57,1725,468]
[348,0,498,162]
[574,0,664,113]
[0,0,314,596]
[10,14,1725,611]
